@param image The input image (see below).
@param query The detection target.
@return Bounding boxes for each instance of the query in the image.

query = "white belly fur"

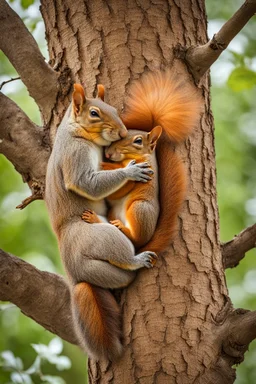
[110,195,130,229]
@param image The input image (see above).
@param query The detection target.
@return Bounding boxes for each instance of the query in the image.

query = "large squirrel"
[82,71,201,252]
[45,83,157,361]
[45,71,201,361]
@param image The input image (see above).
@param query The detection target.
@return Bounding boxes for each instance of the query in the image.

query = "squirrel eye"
[90,109,100,118]
[133,137,143,145]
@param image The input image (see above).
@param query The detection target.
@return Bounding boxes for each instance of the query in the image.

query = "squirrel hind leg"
[72,282,123,361]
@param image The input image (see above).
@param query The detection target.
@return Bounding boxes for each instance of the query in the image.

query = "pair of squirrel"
[45,71,201,361]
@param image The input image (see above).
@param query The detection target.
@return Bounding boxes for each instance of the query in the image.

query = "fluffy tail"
[122,70,201,142]
[122,71,201,252]
[72,282,122,361]
[139,145,187,253]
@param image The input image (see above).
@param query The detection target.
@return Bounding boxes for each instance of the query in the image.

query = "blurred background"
[0,0,255,383]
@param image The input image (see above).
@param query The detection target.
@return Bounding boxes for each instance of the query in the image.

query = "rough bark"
[0,0,255,383]
[40,0,229,382]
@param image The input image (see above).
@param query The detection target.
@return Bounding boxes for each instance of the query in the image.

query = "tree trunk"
[40,0,229,382]
[2,0,256,383]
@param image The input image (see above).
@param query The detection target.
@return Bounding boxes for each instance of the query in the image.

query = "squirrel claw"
[136,251,158,269]
[82,209,101,224]
[110,219,125,230]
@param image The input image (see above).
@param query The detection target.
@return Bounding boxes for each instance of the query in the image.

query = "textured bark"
[0,0,255,383]
[40,0,228,382]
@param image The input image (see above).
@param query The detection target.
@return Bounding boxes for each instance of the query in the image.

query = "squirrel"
[82,70,201,253]
[81,126,163,249]
[44,83,157,361]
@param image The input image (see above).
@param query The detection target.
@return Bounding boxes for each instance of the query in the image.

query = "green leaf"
[229,50,245,66]
[21,0,35,9]
[227,67,256,92]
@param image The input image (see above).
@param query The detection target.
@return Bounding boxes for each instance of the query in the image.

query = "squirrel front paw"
[136,251,158,268]
[110,219,125,231]
[125,160,154,183]
[81,209,101,224]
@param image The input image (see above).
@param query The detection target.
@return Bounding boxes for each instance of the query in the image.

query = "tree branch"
[184,0,256,82]
[222,309,256,363]
[0,0,59,124]
[222,223,256,268]
[0,249,78,345]
[0,76,21,91]
[0,92,50,203]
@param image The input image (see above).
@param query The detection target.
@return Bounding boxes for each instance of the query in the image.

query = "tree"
[0,0,256,383]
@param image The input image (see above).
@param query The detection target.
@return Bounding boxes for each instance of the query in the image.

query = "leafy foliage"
[0,338,71,384]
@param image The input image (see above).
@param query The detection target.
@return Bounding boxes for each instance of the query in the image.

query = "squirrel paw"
[136,251,158,269]
[81,209,101,224]
[110,219,125,231]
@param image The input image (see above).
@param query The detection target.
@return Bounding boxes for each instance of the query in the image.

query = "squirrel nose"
[105,153,110,159]
[119,128,127,138]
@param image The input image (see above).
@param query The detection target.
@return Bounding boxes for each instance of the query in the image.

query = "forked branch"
[184,0,256,82]
[222,223,256,268]
[0,92,50,202]
[0,249,78,345]
[0,0,59,123]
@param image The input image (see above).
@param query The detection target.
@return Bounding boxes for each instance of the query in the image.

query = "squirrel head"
[71,84,127,146]
[105,126,162,162]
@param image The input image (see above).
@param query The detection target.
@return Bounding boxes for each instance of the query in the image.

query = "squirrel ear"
[73,84,86,116]
[97,84,105,101]
[147,126,162,152]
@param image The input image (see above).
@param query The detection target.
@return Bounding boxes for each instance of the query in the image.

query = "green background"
[0,0,256,382]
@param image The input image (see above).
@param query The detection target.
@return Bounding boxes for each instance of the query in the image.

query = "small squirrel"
[44,83,157,361]
[81,126,163,249]
[82,71,201,253]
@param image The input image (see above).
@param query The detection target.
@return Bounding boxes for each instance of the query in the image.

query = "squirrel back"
[121,71,201,252]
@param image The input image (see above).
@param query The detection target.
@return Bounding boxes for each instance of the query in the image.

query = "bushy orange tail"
[122,71,201,252]
[122,70,201,143]
[72,282,122,361]
[140,145,187,253]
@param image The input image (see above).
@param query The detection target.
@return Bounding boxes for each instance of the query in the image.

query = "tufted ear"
[97,84,105,101]
[73,84,86,116]
[147,126,162,152]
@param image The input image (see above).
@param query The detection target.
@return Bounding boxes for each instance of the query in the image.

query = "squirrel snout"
[119,129,127,139]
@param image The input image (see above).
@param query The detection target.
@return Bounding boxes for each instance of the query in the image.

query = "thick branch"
[222,309,256,363]
[185,0,256,81]
[0,0,59,124]
[222,223,256,268]
[0,249,78,345]
[0,92,50,201]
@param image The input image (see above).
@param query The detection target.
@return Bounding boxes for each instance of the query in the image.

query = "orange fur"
[73,282,122,360]
[101,162,136,199]
[121,71,201,252]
